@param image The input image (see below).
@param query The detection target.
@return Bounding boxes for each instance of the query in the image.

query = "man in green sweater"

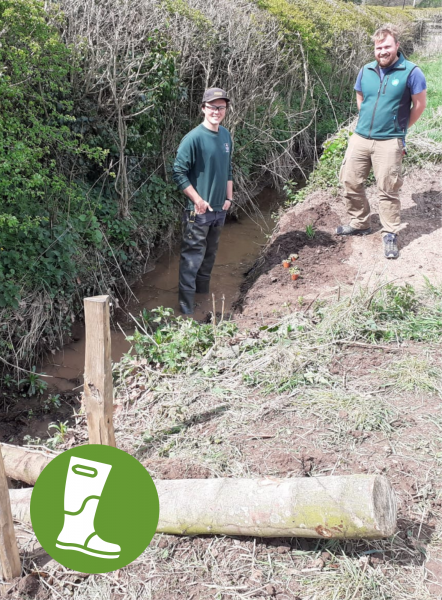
[173,88,233,314]
[337,24,426,259]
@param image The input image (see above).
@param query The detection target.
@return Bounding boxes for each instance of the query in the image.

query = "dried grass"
[24,279,438,599]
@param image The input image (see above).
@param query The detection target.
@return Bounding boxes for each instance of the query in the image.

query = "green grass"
[408,51,442,145]
[418,0,442,8]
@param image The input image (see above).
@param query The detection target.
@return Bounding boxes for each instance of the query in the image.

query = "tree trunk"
[9,475,396,539]
[116,108,130,218]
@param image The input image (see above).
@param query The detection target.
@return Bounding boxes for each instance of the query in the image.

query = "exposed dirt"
[143,457,212,480]
[0,390,79,446]
[236,166,442,327]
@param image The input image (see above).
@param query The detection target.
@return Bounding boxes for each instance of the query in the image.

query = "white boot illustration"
[56,456,121,559]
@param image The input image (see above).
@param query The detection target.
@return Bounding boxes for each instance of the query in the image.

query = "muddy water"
[41,189,280,391]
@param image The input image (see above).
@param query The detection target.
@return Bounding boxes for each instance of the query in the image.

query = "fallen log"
[9,489,31,524]
[1,444,54,486]
[10,475,396,539]
[156,476,396,538]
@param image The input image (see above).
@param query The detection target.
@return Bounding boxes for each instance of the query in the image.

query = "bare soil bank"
[236,166,442,328]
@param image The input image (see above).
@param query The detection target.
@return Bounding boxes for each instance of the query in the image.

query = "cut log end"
[373,475,397,538]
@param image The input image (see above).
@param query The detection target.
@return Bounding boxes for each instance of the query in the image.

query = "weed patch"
[315,283,442,344]
[125,307,237,373]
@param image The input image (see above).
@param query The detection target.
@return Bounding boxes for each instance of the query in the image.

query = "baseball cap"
[202,88,230,104]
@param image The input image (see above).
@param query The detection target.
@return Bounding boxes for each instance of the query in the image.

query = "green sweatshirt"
[172,124,233,211]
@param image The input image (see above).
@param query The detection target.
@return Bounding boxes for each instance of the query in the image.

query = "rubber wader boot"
[179,289,195,315]
[178,214,209,314]
[56,456,121,559]
[195,222,223,294]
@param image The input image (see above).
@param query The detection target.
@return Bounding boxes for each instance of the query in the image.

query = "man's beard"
[378,53,398,68]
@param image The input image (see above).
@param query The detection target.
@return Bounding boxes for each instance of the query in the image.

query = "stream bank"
[2,161,440,448]
[11,164,442,599]
[0,188,282,446]
[237,167,442,328]
[41,188,280,392]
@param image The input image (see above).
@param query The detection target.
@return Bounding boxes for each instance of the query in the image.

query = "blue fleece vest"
[355,53,417,140]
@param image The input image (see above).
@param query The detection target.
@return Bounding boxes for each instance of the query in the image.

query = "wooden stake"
[0,451,20,582]
[83,295,116,446]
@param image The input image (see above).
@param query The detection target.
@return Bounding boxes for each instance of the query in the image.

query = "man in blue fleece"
[337,24,427,259]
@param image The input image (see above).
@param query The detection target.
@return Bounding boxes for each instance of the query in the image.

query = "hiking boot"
[336,225,372,236]
[383,233,399,259]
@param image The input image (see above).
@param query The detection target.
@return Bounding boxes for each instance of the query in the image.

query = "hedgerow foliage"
[0,1,98,363]
[0,0,182,365]
[0,1,79,309]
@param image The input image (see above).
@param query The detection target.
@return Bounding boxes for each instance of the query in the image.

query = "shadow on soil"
[182,517,434,568]
[368,189,441,251]
[234,228,343,311]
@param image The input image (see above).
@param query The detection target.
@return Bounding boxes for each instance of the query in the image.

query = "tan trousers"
[339,133,404,234]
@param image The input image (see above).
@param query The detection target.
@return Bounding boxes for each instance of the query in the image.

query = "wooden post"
[0,451,20,583]
[83,295,116,446]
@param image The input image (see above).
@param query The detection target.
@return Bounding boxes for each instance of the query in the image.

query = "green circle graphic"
[30,445,159,573]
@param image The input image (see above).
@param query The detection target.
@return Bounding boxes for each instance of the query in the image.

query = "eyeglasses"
[204,104,227,113]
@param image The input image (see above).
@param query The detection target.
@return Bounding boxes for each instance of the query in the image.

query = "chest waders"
[179,210,225,314]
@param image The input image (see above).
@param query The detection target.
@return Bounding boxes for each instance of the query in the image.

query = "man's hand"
[222,199,232,211]
[182,184,213,214]
[194,197,213,214]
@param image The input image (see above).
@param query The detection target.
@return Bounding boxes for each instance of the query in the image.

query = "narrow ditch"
[41,188,283,391]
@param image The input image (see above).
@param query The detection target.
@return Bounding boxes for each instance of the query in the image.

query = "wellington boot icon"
[56,456,121,559]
